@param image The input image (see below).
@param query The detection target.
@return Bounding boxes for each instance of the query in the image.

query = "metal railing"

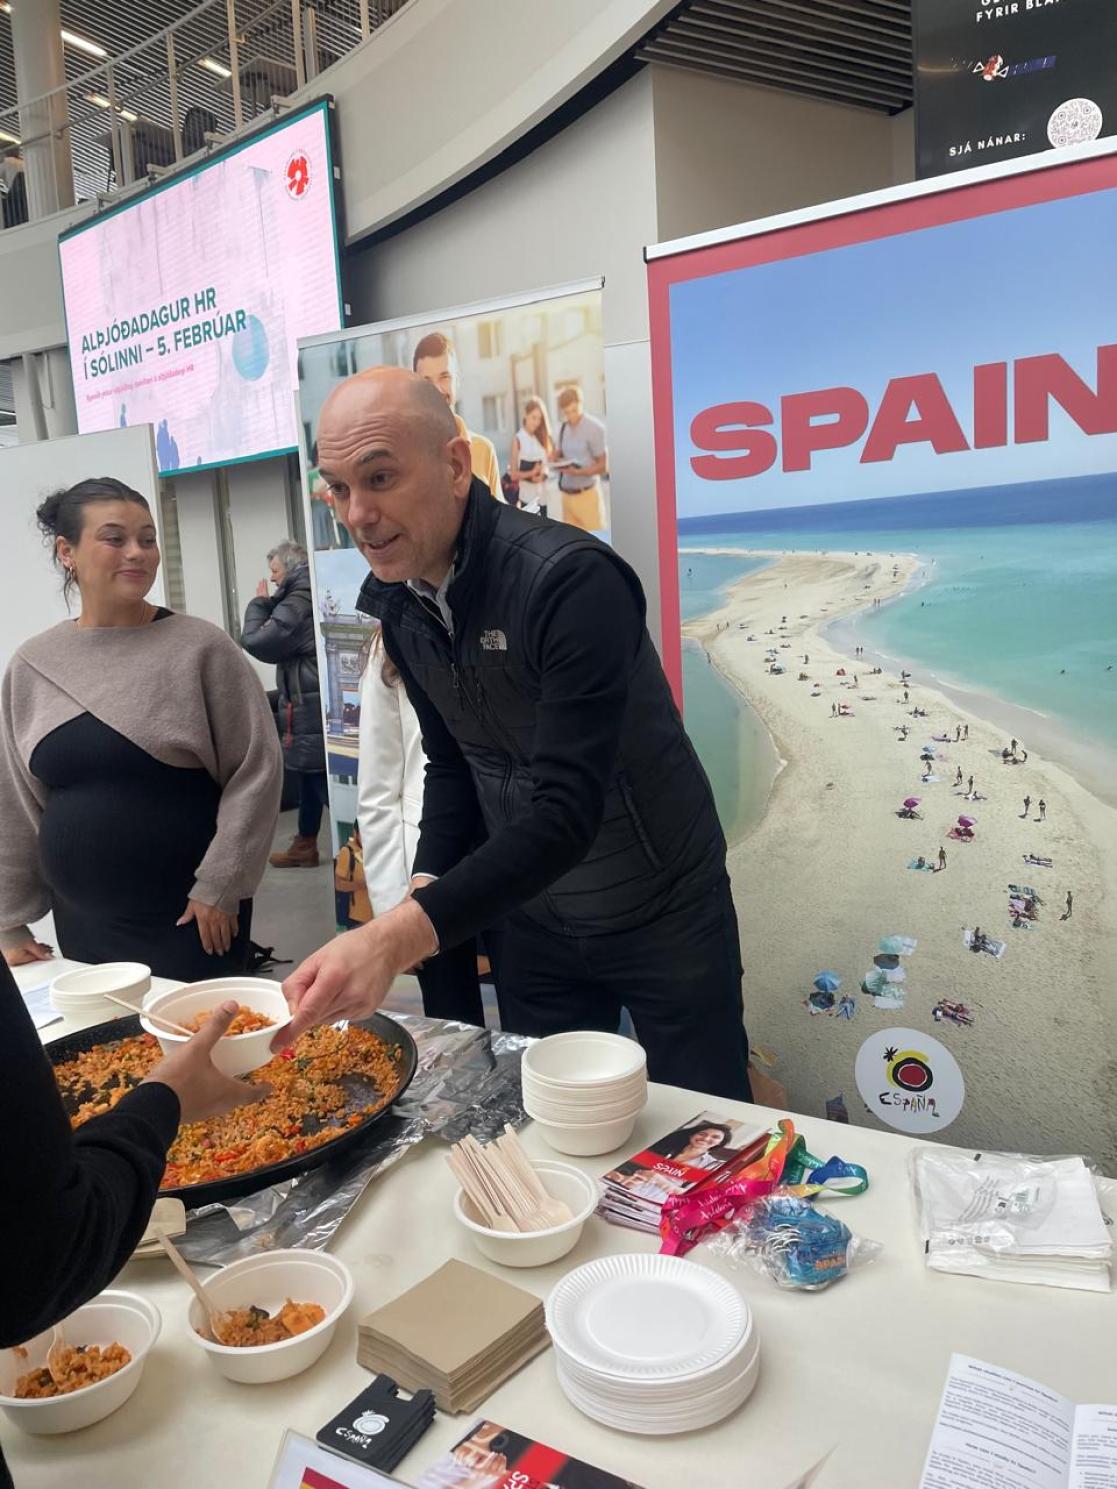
[0,0,409,226]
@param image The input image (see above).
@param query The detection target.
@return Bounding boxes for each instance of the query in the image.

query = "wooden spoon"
[497,1126,573,1228]
[103,994,195,1037]
[46,1325,67,1386]
[152,1229,229,1343]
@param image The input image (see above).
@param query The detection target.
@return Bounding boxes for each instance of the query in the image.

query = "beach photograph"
[662,182,1117,1165]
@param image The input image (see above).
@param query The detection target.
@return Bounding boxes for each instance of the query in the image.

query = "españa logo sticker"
[855,1027,965,1135]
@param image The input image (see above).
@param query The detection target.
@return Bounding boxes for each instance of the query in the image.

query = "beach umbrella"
[878,935,910,957]
[958,814,977,828]
[903,797,921,810]
[862,968,892,996]
[813,972,841,994]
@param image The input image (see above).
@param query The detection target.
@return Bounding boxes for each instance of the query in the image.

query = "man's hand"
[271,900,438,1051]
[3,940,54,967]
[142,1003,270,1123]
[255,578,269,598]
[177,900,239,956]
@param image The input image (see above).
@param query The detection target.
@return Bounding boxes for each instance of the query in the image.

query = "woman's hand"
[177,900,239,956]
[255,578,269,598]
[142,1002,270,1123]
[4,940,54,967]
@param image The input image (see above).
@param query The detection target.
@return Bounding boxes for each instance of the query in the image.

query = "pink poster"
[59,100,343,473]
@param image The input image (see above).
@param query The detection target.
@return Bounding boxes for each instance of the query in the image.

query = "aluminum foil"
[177,1015,530,1265]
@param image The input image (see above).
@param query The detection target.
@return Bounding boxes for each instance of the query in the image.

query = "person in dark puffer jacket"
[241,541,328,867]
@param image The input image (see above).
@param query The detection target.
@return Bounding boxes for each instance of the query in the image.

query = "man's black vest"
[356,481,726,936]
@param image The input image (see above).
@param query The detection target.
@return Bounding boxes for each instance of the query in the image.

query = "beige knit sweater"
[1,613,283,948]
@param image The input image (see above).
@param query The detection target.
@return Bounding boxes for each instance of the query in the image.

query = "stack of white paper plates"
[545,1254,759,1434]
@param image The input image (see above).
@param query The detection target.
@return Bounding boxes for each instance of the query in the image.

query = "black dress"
[29,623,253,981]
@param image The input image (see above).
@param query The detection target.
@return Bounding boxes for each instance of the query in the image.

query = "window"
[477,320,503,359]
[481,394,508,432]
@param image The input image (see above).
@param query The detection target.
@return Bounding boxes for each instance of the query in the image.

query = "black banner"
[914,0,1117,178]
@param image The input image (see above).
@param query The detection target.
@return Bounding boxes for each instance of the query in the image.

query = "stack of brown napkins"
[357,1259,549,1413]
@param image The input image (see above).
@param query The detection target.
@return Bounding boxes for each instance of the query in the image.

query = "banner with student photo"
[294,281,608,884]
[647,151,1117,1166]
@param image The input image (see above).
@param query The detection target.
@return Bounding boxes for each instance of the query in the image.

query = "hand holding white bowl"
[142,1002,270,1122]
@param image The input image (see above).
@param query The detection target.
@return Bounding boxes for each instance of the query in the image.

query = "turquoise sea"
[678,475,1117,777]
[678,553,780,841]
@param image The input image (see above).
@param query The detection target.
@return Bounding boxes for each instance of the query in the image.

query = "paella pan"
[47,1011,418,1210]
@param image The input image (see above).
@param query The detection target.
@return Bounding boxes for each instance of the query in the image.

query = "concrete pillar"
[10,0,75,218]
[11,349,78,443]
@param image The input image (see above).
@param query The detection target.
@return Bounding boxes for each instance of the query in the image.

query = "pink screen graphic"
[59,105,342,473]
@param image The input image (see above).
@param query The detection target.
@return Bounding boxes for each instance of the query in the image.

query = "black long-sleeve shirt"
[0,961,178,1486]
[387,552,643,950]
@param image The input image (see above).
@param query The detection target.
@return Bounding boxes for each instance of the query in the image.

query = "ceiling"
[638,0,913,114]
[0,0,370,202]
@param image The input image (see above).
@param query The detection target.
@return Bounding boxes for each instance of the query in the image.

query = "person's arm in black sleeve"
[411,553,641,948]
[379,622,483,880]
[240,590,303,664]
[0,960,179,1346]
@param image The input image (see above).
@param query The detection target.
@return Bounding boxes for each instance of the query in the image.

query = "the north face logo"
[480,629,508,651]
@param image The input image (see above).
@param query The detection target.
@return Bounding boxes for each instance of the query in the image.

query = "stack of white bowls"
[521,1032,647,1156]
[546,1254,759,1434]
[50,963,151,1024]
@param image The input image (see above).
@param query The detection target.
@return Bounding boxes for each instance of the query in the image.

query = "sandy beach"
[682,547,1117,1165]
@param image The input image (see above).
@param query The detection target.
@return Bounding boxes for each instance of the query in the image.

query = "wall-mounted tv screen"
[59,99,343,475]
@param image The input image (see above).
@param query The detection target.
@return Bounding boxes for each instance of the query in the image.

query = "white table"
[9,964,1116,1489]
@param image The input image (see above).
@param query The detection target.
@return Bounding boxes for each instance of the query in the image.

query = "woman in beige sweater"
[1,478,282,982]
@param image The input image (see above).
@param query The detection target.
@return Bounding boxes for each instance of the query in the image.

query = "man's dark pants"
[494,873,751,1100]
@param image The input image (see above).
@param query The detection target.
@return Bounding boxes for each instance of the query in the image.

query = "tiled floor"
[250,810,336,973]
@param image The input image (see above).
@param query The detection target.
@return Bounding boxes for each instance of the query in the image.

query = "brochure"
[920,1355,1117,1489]
[413,1420,643,1489]
[597,1109,769,1232]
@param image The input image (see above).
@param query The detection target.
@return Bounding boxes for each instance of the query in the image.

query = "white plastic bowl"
[453,1161,598,1267]
[527,1110,640,1157]
[187,1249,354,1384]
[0,1291,160,1436]
[522,1088,647,1126]
[140,978,289,1077]
[522,1032,646,1088]
[50,963,151,1021]
[522,1067,647,1100]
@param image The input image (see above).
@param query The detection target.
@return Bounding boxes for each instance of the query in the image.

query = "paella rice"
[52,1024,403,1190]
[179,1004,276,1036]
[15,1343,131,1399]
[206,1300,326,1347]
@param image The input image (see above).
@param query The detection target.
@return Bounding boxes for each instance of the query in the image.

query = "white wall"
[349,71,663,635]
[172,469,225,631]
[225,456,298,686]
[651,67,908,243]
[0,424,164,675]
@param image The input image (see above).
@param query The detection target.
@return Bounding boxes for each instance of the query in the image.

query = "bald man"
[274,368,750,1100]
